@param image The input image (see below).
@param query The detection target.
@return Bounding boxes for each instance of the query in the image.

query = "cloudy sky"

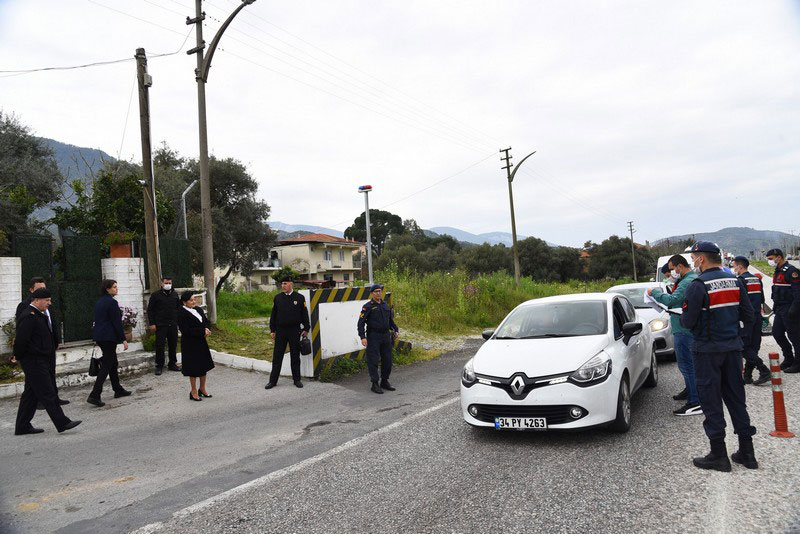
[1,0,799,247]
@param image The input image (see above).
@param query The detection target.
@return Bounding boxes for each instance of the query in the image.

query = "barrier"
[768,352,795,438]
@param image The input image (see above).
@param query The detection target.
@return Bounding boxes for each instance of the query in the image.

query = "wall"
[101,258,146,340]
[0,257,22,351]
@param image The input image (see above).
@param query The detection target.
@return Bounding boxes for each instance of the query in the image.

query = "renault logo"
[510,375,525,396]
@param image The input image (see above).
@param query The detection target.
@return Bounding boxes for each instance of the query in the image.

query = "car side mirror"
[622,322,642,345]
[482,329,494,340]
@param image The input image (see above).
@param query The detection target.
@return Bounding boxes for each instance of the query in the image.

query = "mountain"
[268,221,344,238]
[428,226,559,247]
[655,227,799,256]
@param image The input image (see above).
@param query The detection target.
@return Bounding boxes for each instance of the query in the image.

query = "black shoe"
[784,364,800,374]
[731,450,759,469]
[114,389,132,398]
[672,388,688,401]
[87,396,105,407]
[673,402,702,416]
[380,380,396,391]
[692,452,732,472]
[294,380,304,388]
[264,382,277,390]
[155,367,163,376]
[58,398,70,406]
[198,390,212,398]
[168,364,182,372]
[190,392,202,401]
[15,426,44,436]
[743,373,753,385]
[780,360,794,370]
[36,402,45,411]
[58,420,82,433]
[371,382,384,394]
[753,370,771,386]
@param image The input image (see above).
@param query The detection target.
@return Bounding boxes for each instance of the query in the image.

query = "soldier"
[766,248,800,372]
[14,288,81,435]
[265,276,310,389]
[147,276,181,375]
[731,256,771,385]
[681,242,756,471]
[357,284,399,394]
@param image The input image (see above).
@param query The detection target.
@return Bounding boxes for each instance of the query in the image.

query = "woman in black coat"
[177,291,215,401]
[88,279,131,406]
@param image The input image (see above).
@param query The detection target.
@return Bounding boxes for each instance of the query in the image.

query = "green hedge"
[140,237,191,288]
[12,234,52,299]
[58,281,98,342]
[62,236,102,282]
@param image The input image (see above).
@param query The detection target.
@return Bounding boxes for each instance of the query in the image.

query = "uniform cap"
[690,241,720,254]
[766,248,784,258]
[369,284,384,292]
[277,275,294,283]
[733,255,749,267]
[31,288,52,299]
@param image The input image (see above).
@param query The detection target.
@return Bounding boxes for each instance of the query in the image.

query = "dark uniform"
[16,296,64,405]
[357,285,399,391]
[14,291,79,434]
[681,242,756,471]
[267,290,310,385]
[147,287,181,371]
[769,251,800,371]
[735,264,770,383]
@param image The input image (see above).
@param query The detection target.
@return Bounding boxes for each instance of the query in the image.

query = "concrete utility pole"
[500,148,536,286]
[628,221,637,281]
[358,185,374,284]
[135,48,162,292]
[186,0,256,323]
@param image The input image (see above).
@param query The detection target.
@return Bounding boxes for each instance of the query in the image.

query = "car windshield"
[608,288,648,308]
[493,301,608,339]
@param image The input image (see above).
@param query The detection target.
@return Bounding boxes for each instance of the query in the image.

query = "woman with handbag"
[176,291,214,401]
[88,279,131,407]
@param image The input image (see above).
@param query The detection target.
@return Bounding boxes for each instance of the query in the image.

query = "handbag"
[88,345,101,377]
[299,336,311,356]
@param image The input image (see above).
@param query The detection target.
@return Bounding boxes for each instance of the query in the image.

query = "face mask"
[692,257,702,272]
[768,259,777,267]
[163,284,172,291]
[670,269,679,279]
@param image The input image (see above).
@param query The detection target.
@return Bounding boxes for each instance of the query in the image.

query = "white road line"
[131,396,459,533]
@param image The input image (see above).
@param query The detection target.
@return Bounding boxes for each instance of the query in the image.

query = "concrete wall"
[101,258,146,340]
[0,257,22,352]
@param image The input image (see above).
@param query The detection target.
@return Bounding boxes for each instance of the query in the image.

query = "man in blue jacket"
[731,256,770,385]
[766,248,800,372]
[681,242,756,472]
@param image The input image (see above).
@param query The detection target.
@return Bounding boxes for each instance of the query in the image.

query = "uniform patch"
[793,272,799,278]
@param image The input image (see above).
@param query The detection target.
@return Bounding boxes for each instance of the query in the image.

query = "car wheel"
[644,347,658,388]
[609,375,631,433]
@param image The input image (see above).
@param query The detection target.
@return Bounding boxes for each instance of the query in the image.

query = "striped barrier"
[768,352,795,438]
[306,287,411,377]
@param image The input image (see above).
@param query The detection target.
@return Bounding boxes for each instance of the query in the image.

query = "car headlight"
[462,358,476,386]
[649,318,668,332]
[569,352,611,385]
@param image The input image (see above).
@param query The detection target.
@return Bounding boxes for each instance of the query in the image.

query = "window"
[612,300,626,339]
[324,250,332,261]
[260,275,269,285]
[493,301,608,339]
[343,273,350,281]
[323,274,333,281]
[338,250,345,261]
[620,297,635,322]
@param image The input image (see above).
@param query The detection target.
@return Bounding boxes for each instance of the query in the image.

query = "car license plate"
[494,417,547,430]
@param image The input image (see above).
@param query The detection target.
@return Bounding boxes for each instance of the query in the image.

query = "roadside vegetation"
[751,260,774,276]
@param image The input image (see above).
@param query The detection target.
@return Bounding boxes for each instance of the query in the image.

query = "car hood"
[473,335,610,378]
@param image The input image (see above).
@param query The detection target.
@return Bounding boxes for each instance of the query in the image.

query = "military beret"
[31,288,52,299]
[660,264,670,274]
[690,241,720,254]
[733,255,749,267]
[766,248,784,258]
[369,284,384,292]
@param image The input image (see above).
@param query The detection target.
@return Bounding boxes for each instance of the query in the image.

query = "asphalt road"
[2,336,799,533]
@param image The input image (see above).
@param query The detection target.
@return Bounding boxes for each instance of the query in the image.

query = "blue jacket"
[737,271,763,319]
[92,294,125,344]
[680,267,754,352]
[772,261,800,313]
[357,299,399,339]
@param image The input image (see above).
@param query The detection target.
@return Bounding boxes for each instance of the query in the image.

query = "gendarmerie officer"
[265,276,310,389]
[147,276,181,375]
[731,256,771,385]
[14,288,81,435]
[357,284,399,394]
[766,248,800,373]
[681,242,757,471]
[15,277,68,408]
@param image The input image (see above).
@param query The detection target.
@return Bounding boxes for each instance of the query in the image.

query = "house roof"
[278,233,364,246]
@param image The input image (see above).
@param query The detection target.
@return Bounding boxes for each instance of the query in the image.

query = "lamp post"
[501,149,536,286]
[186,0,256,323]
[358,185,374,284]
[179,179,198,239]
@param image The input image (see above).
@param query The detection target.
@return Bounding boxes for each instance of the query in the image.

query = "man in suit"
[147,276,181,375]
[265,276,310,389]
[15,277,68,407]
[14,288,81,435]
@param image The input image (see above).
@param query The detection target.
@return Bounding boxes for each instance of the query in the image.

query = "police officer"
[147,276,181,375]
[766,248,800,373]
[357,284,399,394]
[731,256,771,385]
[681,242,757,471]
[265,276,310,389]
[14,288,81,435]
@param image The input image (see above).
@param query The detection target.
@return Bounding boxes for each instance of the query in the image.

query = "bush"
[319,357,367,382]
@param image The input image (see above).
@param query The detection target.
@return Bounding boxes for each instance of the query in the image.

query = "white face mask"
[163,283,172,291]
[768,259,777,267]
[670,269,679,279]
[692,257,702,272]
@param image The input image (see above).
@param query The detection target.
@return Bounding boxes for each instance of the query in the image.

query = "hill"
[655,227,799,256]
[429,226,559,247]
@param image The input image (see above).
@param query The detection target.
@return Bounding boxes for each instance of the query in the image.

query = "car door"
[614,297,645,389]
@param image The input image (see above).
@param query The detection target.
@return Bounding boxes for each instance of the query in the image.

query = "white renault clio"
[461,293,657,432]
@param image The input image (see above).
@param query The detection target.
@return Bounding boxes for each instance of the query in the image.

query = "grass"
[751,260,774,276]
[319,346,442,382]
[208,318,274,361]
[217,290,278,320]
[0,363,22,385]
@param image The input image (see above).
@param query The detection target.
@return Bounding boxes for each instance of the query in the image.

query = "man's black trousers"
[693,349,756,442]
[270,326,301,383]
[773,307,800,366]
[366,331,392,384]
[154,324,178,368]
[16,356,70,432]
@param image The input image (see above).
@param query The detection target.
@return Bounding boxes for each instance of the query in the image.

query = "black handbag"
[299,336,311,355]
[88,346,101,377]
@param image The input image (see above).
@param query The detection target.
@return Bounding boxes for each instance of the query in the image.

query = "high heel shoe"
[198,390,213,398]
[190,392,202,401]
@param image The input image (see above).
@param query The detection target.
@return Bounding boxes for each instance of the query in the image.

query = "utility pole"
[358,185,374,284]
[500,147,536,286]
[135,48,162,292]
[186,0,256,323]
[627,221,637,281]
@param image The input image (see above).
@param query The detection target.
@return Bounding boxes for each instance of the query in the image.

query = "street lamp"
[358,185,374,284]
[180,179,198,239]
[186,0,256,323]
[502,149,536,286]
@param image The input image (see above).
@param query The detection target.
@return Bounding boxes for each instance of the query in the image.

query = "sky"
[1,0,799,247]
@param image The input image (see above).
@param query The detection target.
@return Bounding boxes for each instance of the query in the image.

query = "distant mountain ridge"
[655,227,799,256]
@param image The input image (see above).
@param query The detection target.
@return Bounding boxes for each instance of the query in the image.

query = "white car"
[605,282,674,359]
[461,293,657,433]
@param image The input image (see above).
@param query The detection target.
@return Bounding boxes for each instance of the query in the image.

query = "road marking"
[131,396,459,533]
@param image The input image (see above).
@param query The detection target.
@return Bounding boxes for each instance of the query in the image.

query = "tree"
[585,235,655,280]
[344,209,404,256]
[457,243,513,275]
[0,112,62,253]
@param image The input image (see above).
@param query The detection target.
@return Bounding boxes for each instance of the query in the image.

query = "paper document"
[643,289,682,315]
